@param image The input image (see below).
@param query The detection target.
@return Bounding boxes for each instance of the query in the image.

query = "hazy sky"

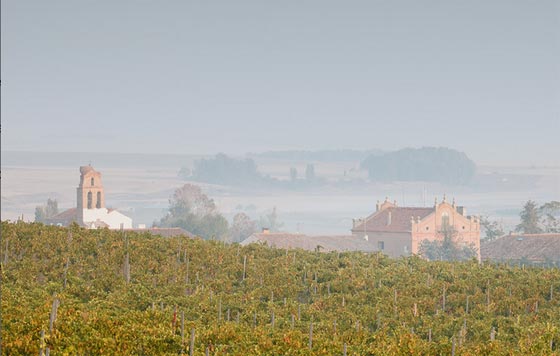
[2,0,559,165]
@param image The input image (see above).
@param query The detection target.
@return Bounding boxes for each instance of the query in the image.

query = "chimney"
[376,200,380,212]
[387,211,392,226]
[262,227,270,234]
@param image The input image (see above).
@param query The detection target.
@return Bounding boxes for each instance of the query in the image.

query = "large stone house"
[45,165,132,229]
[351,197,480,259]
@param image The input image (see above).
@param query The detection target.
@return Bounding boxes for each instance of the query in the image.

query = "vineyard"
[2,222,559,355]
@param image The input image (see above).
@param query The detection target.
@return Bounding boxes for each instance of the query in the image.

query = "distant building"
[351,196,481,259]
[481,233,560,265]
[45,165,132,229]
[241,229,376,252]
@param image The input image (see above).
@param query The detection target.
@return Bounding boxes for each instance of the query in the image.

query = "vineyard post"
[218,298,222,321]
[333,319,337,333]
[227,308,230,321]
[271,311,275,329]
[550,284,553,301]
[451,336,456,356]
[253,310,257,327]
[181,311,185,349]
[343,343,347,356]
[186,257,190,284]
[428,328,432,342]
[242,255,247,281]
[465,296,469,314]
[39,329,45,356]
[490,327,496,341]
[486,281,490,313]
[63,258,69,288]
[236,310,240,323]
[189,328,195,356]
[442,286,446,312]
[3,238,9,265]
[205,347,209,356]
[49,296,60,335]
[308,321,313,350]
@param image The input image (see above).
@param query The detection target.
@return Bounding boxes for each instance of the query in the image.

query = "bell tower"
[77,165,105,223]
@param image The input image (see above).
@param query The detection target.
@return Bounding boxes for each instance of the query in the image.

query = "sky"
[2,0,559,166]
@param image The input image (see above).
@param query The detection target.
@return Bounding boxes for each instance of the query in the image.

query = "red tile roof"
[241,233,377,252]
[45,208,78,222]
[481,233,560,263]
[353,207,434,233]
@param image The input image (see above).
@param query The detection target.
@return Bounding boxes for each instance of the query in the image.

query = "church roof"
[353,207,434,233]
[80,165,97,175]
[45,208,78,222]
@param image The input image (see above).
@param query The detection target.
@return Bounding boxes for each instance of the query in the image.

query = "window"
[91,178,94,186]
[378,241,385,250]
[87,191,92,209]
[442,212,450,229]
[96,191,101,208]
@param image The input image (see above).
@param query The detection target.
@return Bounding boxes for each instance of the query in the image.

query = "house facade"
[351,197,480,259]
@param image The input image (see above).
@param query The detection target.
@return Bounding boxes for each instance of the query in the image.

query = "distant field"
[2,151,559,234]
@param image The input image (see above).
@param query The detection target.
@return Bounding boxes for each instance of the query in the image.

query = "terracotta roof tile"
[353,207,434,233]
[481,233,560,262]
[241,233,376,252]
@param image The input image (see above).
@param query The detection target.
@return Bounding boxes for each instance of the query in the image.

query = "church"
[351,196,481,259]
[45,165,133,229]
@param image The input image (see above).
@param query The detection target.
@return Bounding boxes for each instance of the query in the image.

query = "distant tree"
[229,213,257,243]
[290,167,298,182]
[516,200,543,234]
[305,164,315,181]
[480,216,504,241]
[419,228,477,261]
[360,147,476,185]
[258,207,284,232]
[539,201,560,233]
[189,153,263,186]
[159,184,228,240]
[34,198,59,223]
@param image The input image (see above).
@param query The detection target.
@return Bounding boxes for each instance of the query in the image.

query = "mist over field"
[3,149,558,237]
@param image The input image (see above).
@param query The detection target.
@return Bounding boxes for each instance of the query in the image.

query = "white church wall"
[82,208,133,229]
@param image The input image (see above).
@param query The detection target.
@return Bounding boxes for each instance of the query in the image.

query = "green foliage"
[34,198,59,223]
[516,200,544,234]
[419,228,478,261]
[229,213,257,243]
[258,207,284,232]
[361,147,476,184]
[3,222,560,355]
[480,216,505,241]
[159,184,229,240]
[539,201,560,233]
[184,153,264,186]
